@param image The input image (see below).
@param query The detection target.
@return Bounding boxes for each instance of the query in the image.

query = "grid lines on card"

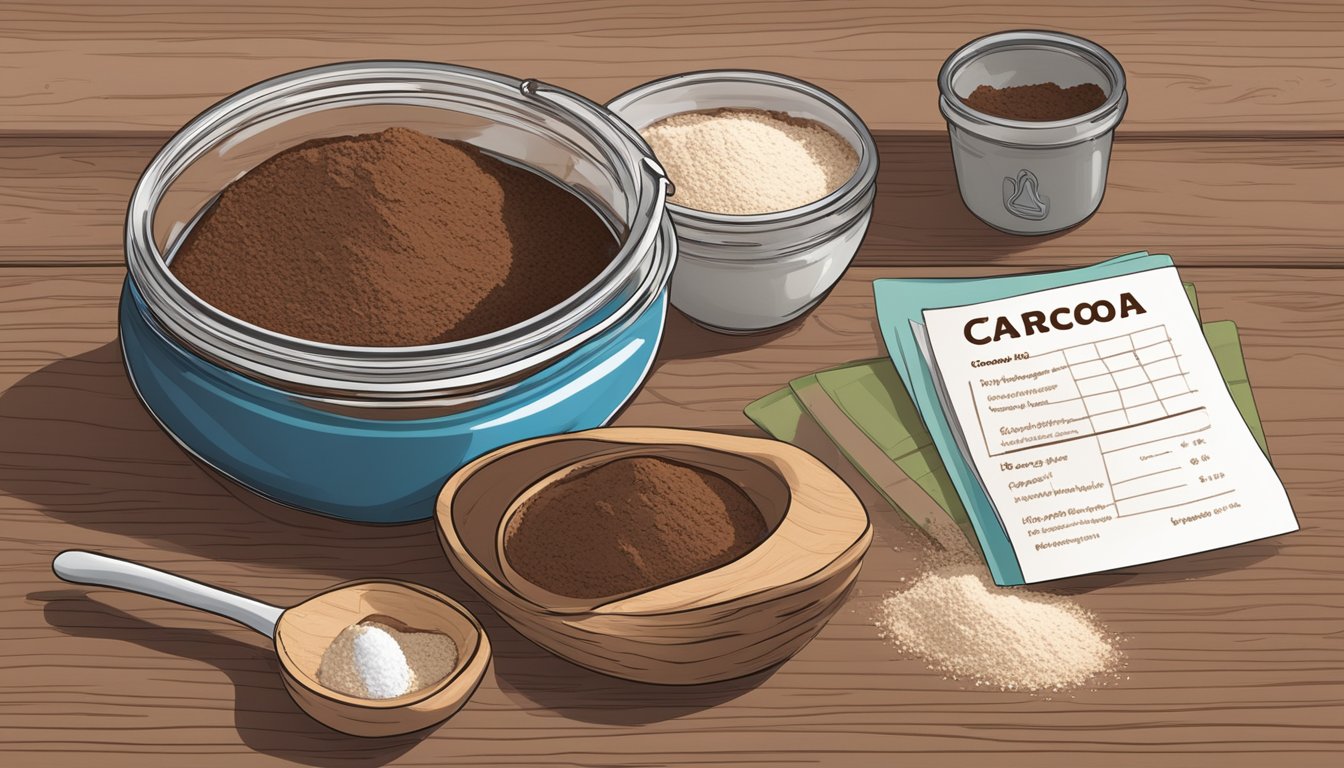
[1056,324,1199,434]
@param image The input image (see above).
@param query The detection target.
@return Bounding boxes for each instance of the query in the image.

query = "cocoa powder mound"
[503,456,769,599]
[961,82,1107,121]
[169,127,617,347]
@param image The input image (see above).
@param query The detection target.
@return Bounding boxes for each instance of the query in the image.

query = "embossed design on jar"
[1003,169,1049,221]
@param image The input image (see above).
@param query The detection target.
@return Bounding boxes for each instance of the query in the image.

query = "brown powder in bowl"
[169,127,618,347]
[503,456,769,599]
[961,82,1108,122]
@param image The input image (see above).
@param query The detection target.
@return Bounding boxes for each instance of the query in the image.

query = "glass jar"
[607,70,878,334]
[938,31,1128,235]
[122,61,674,523]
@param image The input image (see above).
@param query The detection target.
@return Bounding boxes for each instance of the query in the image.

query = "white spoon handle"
[53,550,284,638]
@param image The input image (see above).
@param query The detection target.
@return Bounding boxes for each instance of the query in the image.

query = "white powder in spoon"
[317,621,458,699]
[640,108,858,215]
[350,624,412,698]
[876,564,1119,691]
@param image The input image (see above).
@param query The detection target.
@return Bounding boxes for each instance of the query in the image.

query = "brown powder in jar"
[169,127,618,347]
[503,456,769,599]
[961,82,1107,122]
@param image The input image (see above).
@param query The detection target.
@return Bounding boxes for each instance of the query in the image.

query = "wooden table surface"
[3,2,1342,766]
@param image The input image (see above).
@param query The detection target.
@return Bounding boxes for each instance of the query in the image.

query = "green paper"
[744,387,811,443]
[786,371,972,550]
[811,361,972,539]
[1205,320,1267,455]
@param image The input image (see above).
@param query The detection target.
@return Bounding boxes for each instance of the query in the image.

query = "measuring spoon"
[52,550,490,737]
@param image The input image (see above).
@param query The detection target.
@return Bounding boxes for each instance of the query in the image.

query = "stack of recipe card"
[746,253,1297,586]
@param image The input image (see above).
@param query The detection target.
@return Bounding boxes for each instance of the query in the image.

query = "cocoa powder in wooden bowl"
[436,427,872,684]
[501,456,769,600]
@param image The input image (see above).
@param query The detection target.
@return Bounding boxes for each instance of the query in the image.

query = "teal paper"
[873,252,1177,586]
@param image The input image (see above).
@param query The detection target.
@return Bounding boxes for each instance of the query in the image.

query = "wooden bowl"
[273,580,491,737]
[436,427,871,684]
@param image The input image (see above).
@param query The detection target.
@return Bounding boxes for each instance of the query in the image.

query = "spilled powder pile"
[170,127,617,347]
[876,564,1118,691]
[640,108,858,215]
[960,82,1108,122]
[317,620,458,700]
[504,456,768,599]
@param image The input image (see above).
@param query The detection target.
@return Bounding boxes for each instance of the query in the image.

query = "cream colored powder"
[876,564,1118,691]
[317,620,458,699]
[640,108,858,215]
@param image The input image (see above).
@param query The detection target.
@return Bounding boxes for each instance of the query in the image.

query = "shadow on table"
[489,627,777,726]
[10,341,778,731]
[36,589,428,767]
[863,135,1076,266]
[0,340,449,585]
[653,305,803,365]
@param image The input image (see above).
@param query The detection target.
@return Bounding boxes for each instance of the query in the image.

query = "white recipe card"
[919,266,1297,583]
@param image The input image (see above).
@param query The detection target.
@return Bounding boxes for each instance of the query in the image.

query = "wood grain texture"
[0,266,1340,766]
[0,137,157,265]
[6,136,1344,267]
[3,1,1344,135]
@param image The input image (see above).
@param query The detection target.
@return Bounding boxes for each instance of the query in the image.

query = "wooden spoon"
[51,550,490,737]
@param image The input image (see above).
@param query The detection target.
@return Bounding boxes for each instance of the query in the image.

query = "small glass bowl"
[608,70,878,334]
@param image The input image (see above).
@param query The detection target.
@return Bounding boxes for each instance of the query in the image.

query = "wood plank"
[0,266,1341,766]
[0,138,156,265]
[3,1,1344,136]
[5,136,1344,267]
